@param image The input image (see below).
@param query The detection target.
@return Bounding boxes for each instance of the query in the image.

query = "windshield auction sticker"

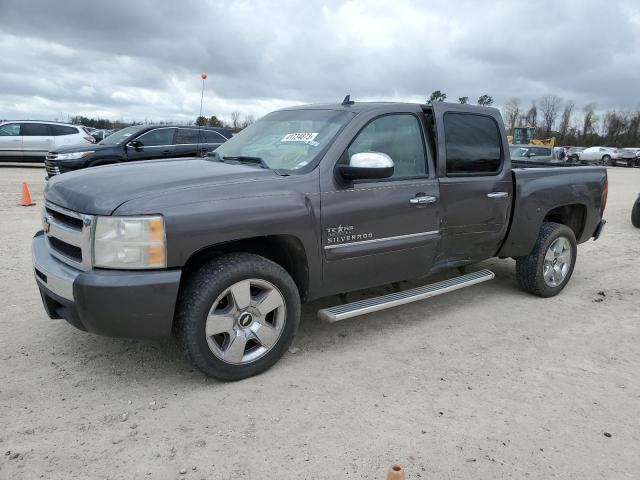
[281,132,319,142]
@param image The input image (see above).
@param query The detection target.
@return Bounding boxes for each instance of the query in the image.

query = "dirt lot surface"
[0,165,638,480]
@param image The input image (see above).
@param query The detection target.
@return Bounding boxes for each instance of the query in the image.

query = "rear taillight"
[601,175,608,214]
[84,136,96,144]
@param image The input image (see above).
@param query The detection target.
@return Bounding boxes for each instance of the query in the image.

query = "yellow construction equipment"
[508,127,555,147]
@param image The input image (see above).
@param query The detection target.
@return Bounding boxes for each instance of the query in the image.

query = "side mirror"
[128,139,142,151]
[526,151,536,158]
[337,152,394,181]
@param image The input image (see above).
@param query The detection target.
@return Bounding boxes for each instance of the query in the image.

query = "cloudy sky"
[0,0,639,124]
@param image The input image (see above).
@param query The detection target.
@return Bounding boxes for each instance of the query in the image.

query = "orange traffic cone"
[387,465,406,480]
[20,182,35,206]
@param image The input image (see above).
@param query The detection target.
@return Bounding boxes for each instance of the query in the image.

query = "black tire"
[175,253,301,381]
[515,222,577,297]
[632,196,640,228]
[601,155,611,166]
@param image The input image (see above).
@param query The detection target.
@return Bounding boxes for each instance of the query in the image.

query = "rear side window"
[444,113,502,175]
[0,123,20,136]
[21,123,51,136]
[202,130,227,143]
[50,125,78,136]
[175,129,198,144]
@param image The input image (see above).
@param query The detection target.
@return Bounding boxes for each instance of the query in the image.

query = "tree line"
[429,90,640,147]
[502,96,640,147]
[66,112,255,133]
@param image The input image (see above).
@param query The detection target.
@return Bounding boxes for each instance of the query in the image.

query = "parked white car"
[576,146,620,165]
[0,121,95,162]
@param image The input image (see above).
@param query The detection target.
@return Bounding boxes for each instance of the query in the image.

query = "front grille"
[43,202,93,270]
[45,206,83,230]
[49,237,82,262]
[45,155,60,176]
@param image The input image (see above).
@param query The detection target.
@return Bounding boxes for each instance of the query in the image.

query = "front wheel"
[176,253,301,381]
[515,222,577,297]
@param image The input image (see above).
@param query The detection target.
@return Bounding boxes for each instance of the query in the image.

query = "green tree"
[477,94,494,106]
[458,96,469,104]
[195,116,207,126]
[208,115,223,127]
[427,90,447,104]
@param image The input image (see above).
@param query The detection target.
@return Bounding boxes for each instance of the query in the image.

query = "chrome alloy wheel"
[543,237,572,287]
[205,279,286,365]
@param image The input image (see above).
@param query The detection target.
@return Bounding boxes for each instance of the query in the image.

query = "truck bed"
[497,164,607,258]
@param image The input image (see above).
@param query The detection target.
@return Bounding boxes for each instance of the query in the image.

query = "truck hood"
[45,158,279,215]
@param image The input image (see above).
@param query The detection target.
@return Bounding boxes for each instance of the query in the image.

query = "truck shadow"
[295,258,519,346]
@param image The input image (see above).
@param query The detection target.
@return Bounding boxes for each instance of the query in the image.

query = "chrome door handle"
[410,195,437,205]
[487,192,509,199]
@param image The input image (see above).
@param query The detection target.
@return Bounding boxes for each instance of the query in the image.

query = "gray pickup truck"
[32,100,608,380]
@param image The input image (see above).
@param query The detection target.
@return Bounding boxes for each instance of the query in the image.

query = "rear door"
[431,104,513,265]
[173,128,200,158]
[320,110,441,294]
[0,123,22,161]
[21,123,53,162]
[126,127,176,161]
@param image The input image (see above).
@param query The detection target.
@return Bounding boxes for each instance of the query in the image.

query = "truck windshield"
[212,109,354,173]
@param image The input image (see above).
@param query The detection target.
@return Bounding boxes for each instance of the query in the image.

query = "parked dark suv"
[45,125,231,177]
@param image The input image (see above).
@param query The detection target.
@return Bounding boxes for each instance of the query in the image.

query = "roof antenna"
[342,94,354,106]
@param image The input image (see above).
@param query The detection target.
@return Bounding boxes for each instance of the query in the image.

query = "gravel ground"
[0,165,638,480]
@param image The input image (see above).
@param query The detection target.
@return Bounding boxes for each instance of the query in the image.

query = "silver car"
[0,121,95,163]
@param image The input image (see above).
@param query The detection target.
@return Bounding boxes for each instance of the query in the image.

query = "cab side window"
[348,114,426,178]
[0,123,20,136]
[444,113,502,175]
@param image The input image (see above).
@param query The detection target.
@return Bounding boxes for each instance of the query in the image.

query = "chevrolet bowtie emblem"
[43,215,51,233]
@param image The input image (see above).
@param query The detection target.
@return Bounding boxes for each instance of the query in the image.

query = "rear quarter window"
[50,125,79,136]
[444,113,502,176]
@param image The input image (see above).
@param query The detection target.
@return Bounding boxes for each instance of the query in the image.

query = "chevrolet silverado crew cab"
[32,100,608,381]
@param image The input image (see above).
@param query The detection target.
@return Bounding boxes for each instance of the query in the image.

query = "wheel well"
[544,204,586,240]
[181,235,310,301]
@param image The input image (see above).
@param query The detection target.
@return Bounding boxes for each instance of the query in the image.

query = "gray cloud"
[1,0,639,124]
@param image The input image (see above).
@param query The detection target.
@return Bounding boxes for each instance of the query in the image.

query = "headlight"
[55,151,94,160]
[93,216,166,269]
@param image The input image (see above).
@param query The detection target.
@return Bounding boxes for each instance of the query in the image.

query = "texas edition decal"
[326,225,374,245]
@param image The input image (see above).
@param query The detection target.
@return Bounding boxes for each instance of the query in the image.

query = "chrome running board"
[317,269,495,323]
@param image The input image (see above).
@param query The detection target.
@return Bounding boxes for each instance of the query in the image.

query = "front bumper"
[32,231,181,338]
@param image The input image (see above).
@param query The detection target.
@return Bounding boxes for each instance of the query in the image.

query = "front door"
[127,127,176,161]
[0,123,22,161]
[320,112,441,295]
[431,105,513,265]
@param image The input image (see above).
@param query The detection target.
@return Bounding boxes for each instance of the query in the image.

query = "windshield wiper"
[222,155,269,169]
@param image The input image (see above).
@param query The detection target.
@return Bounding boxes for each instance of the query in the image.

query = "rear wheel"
[516,222,577,297]
[176,253,301,381]
[601,155,611,166]
[632,196,640,228]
